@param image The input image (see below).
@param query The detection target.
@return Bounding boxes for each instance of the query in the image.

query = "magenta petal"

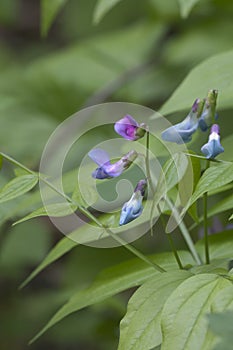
[88,148,110,166]
[114,115,139,140]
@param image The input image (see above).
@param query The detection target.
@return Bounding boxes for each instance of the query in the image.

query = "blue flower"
[161,98,204,144]
[198,89,218,131]
[201,124,224,159]
[114,115,147,141]
[119,179,147,226]
[88,148,138,179]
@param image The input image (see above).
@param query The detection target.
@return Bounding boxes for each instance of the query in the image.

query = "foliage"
[0,1,233,350]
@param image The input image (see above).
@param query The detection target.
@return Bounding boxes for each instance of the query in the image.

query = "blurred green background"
[0,0,233,349]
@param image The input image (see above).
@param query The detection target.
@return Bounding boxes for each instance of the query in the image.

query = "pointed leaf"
[177,0,201,19]
[13,203,77,226]
[118,270,192,350]
[0,175,38,204]
[161,274,231,350]
[29,251,194,343]
[41,0,68,37]
[182,162,233,214]
[160,50,233,115]
[93,0,123,24]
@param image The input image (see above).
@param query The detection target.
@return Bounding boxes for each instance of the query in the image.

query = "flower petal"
[88,148,110,166]
[114,115,139,140]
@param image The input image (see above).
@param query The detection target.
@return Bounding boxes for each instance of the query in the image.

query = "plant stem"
[157,205,183,269]
[165,197,202,265]
[203,159,210,264]
[145,131,156,193]
[167,233,183,269]
[1,152,166,273]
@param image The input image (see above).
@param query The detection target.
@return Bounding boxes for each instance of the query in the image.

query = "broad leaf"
[72,182,98,208]
[13,203,77,226]
[196,230,233,261]
[29,251,194,343]
[0,175,38,204]
[182,162,233,214]
[118,270,192,350]
[41,0,68,36]
[160,49,233,115]
[93,0,123,24]
[161,274,231,350]
[208,311,233,350]
[177,0,201,19]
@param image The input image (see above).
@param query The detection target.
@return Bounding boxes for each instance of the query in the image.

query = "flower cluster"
[89,115,148,226]
[161,89,224,159]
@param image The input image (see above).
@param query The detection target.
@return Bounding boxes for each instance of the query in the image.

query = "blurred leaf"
[182,162,233,213]
[41,0,68,36]
[13,203,77,226]
[161,274,231,350]
[196,230,233,261]
[160,49,233,115]
[208,311,233,350]
[150,152,188,225]
[72,182,98,208]
[0,175,38,204]
[0,221,51,277]
[118,270,192,350]
[229,214,233,220]
[177,0,201,18]
[0,154,2,170]
[29,251,194,343]
[93,0,123,24]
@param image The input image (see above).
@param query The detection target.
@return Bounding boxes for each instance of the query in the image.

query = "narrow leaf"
[41,0,68,37]
[29,251,194,343]
[161,274,231,350]
[118,271,192,350]
[160,50,233,115]
[13,203,77,226]
[93,0,123,24]
[0,175,38,204]
[182,162,233,214]
[177,0,201,19]
[229,214,233,220]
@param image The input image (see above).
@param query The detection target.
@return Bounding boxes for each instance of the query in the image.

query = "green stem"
[145,131,155,193]
[165,197,202,265]
[203,159,210,264]
[167,233,183,269]
[1,152,166,273]
[158,205,183,269]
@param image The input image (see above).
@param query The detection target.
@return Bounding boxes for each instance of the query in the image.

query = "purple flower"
[114,115,147,141]
[198,90,218,131]
[161,98,204,144]
[119,179,147,226]
[201,124,224,159]
[88,148,138,179]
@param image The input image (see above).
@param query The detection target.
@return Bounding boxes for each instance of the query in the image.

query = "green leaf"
[72,182,98,208]
[161,274,231,350]
[19,235,76,289]
[0,154,2,170]
[93,0,123,24]
[150,152,188,224]
[118,270,192,350]
[41,0,68,37]
[229,214,233,220]
[29,251,194,343]
[160,49,233,115]
[196,230,233,261]
[182,162,233,214]
[177,0,201,19]
[208,311,233,350]
[13,203,77,226]
[0,175,38,204]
